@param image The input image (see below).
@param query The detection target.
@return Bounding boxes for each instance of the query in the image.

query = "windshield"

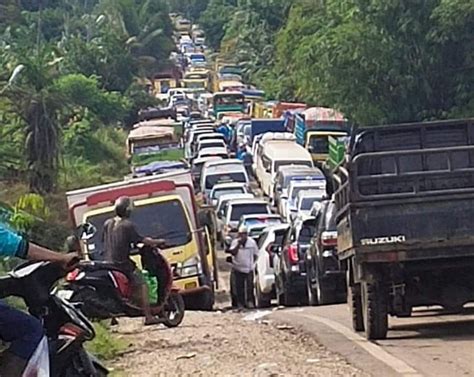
[184,81,205,89]
[230,204,270,221]
[205,172,246,189]
[86,200,192,254]
[299,222,316,244]
[212,188,245,199]
[242,217,282,227]
[274,160,312,173]
[243,125,252,137]
[291,186,323,201]
[309,134,347,154]
[214,94,245,106]
[200,142,225,149]
[300,196,322,210]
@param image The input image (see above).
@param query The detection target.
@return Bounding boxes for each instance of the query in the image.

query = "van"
[200,162,248,197]
[255,133,313,197]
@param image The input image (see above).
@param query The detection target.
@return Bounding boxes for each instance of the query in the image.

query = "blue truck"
[250,119,285,142]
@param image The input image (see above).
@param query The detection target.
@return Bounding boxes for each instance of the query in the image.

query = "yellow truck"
[66,170,217,310]
[182,70,210,92]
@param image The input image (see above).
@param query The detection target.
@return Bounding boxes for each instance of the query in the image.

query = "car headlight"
[179,256,202,277]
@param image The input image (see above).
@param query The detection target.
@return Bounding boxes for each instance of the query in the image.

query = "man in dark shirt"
[103,196,165,326]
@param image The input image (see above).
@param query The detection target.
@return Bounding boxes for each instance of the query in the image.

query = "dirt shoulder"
[110,310,368,376]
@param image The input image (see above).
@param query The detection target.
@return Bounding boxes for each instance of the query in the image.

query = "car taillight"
[66,269,80,282]
[321,231,337,247]
[60,323,84,338]
[287,244,298,264]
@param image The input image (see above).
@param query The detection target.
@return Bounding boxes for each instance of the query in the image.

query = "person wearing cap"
[228,225,259,309]
[102,196,166,326]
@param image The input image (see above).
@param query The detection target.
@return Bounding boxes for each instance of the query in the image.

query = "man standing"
[228,226,258,309]
[102,196,165,326]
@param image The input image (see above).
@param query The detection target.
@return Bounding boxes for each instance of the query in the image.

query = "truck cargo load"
[250,119,285,142]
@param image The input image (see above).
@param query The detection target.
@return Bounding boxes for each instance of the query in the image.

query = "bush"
[87,322,129,361]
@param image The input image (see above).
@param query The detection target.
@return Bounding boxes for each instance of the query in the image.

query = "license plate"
[57,290,74,300]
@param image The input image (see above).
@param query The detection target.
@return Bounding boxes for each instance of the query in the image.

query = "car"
[236,214,283,240]
[273,167,326,208]
[254,224,291,308]
[209,182,249,207]
[215,193,255,243]
[279,179,326,223]
[221,199,271,245]
[196,139,227,155]
[185,128,215,159]
[191,156,223,189]
[197,146,229,160]
[274,215,317,306]
[200,160,248,197]
[292,190,326,222]
[196,133,226,144]
[306,199,346,306]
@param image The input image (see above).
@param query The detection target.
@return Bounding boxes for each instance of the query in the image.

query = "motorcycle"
[62,224,185,327]
[0,260,108,376]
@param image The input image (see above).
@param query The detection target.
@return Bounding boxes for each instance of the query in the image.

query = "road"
[267,303,474,377]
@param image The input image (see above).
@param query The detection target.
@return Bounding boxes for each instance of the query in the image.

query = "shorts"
[129,269,145,287]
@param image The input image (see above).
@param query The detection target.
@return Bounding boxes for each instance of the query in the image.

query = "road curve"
[268,304,474,377]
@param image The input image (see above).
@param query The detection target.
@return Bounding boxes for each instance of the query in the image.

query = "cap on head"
[238,225,248,234]
[115,196,133,218]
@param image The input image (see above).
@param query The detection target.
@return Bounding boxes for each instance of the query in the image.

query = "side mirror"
[76,222,97,241]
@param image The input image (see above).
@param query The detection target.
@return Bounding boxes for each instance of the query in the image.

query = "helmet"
[115,196,133,218]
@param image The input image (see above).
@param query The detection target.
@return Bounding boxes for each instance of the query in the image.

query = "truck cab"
[67,173,217,310]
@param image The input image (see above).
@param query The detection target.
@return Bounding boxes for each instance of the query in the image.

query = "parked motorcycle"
[0,260,108,376]
[62,224,185,327]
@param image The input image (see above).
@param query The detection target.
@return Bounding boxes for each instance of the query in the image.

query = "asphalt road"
[267,303,474,377]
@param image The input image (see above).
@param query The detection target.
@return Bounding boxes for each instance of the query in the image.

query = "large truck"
[66,170,217,310]
[272,102,306,119]
[250,119,285,142]
[331,118,474,340]
[294,107,350,165]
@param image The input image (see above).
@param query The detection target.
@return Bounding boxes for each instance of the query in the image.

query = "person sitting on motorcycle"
[102,196,165,326]
[0,221,78,377]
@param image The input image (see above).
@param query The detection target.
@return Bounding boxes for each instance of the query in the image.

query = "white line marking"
[298,313,423,377]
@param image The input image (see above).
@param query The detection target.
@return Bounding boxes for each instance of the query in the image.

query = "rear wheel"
[160,292,185,328]
[361,281,388,340]
[306,268,318,306]
[348,283,364,332]
[315,272,335,305]
[255,280,271,308]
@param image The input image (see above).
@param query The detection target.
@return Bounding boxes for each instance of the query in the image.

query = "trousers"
[231,269,255,308]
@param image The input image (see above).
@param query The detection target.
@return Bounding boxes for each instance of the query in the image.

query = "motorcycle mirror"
[76,222,97,241]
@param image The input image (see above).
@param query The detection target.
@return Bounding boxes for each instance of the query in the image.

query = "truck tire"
[279,284,299,307]
[348,283,364,332]
[361,281,388,340]
[255,281,271,308]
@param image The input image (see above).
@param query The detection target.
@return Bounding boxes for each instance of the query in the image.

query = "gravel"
[110,310,369,376]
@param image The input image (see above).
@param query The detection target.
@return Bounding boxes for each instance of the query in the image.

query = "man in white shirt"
[228,226,259,309]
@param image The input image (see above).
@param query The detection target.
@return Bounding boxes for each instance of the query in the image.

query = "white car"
[209,182,250,207]
[197,146,229,160]
[185,128,215,159]
[191,156,223,188]
[221,198,271,244]
[200,161,248,196]
[196,139,227,156]
[279,180,326,222]
[254,224,291,308]
[215,193,255,243]
[237,214,283,241]
[292,190,326,222]
[196,133,226,144]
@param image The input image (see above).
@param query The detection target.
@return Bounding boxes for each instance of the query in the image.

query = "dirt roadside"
[110,310,368,376]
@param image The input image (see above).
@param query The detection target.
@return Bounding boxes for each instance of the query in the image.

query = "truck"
[331,118,474,340]
[272,102,306,119]
[294,107,350,165]
[66,170,218,310]
[250,119,285,142]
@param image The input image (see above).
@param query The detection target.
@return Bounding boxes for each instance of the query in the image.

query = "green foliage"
[87,322,129,361]
[131,149,184,166]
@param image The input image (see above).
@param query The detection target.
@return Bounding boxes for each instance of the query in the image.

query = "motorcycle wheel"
[160,292,185,328]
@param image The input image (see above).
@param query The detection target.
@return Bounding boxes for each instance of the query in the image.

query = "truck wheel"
[361,281,388,340]
[281,285,299,307]
[348,283,364,332]
[256,281,271,308]
[306,270,318,306]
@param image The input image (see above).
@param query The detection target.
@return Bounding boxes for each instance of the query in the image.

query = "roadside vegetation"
[170,0,474,125]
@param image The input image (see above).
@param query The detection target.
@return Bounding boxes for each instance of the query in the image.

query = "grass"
[132,149,185,166]
[87,322,129,361]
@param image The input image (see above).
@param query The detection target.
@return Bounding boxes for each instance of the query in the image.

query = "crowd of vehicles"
[3,20,469,377]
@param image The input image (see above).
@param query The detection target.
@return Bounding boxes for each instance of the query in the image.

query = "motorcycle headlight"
[179,256,202,277]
